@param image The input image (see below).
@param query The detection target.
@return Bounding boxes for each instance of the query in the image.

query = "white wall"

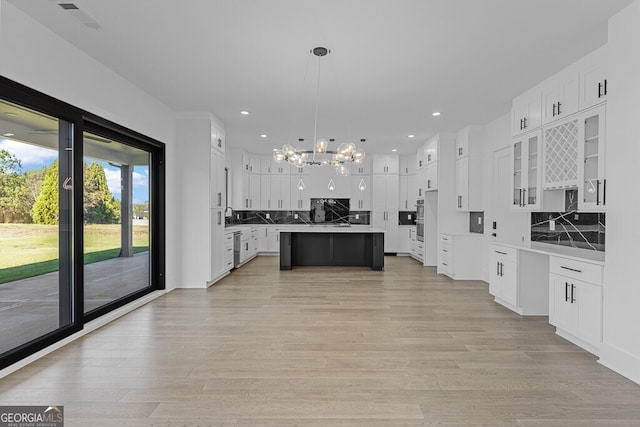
[600,0,640,384]
[0,1,181,289]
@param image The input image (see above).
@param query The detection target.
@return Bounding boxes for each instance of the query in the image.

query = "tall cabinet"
[372,154,399,252]
[176,112,230,288]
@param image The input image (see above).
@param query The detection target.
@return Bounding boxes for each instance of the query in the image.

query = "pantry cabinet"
[454,126,484,211]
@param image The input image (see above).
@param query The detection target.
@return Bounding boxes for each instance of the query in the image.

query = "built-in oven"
[416,200,424,242]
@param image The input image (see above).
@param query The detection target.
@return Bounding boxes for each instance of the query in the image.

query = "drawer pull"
[442,262,448,266]
[442,249,448,253]
[495,251,507,255]
[561,266,582,273]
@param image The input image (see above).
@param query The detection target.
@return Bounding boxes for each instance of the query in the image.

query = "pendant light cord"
[313,54,322,161]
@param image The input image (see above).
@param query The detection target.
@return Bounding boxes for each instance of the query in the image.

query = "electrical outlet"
[355,214,360,219]
[478,217,482,225]
[236,214,239,219]
[550,219,556,231]
[294,213,299,219]
[266,213,270,219]
[408,214,412,220]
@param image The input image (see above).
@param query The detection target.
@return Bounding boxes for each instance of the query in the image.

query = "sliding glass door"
[82,131,151,314]
[0,99,75,355]
[0,76,165,369]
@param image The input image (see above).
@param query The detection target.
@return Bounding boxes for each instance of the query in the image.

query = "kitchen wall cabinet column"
[454,126,484,211]
[372,154,399,252]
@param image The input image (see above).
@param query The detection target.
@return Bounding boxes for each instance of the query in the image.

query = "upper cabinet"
[578,105,607,211]
[541,65,580,125]
[399,155,417,175]
[454,126,484,211]
[351,157,371,175]
[512,130,542,210]
[511,87,542,136]
[579,45,608,111]
[372,154,399,174]
[511,45,608,137]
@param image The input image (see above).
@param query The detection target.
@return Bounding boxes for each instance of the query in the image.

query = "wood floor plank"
[1,255,639,425]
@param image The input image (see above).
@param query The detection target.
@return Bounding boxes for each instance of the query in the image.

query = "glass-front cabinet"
[512,130,542,210]
[578,105,606,211]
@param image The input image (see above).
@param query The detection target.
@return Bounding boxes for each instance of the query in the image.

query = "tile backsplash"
[227,210,370,226]
[531,212,605,251]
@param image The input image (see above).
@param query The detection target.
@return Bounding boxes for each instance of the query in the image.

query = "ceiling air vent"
[57,2,101,29]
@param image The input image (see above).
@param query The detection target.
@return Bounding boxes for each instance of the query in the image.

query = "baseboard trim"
[599,342,640,385]
[0,289,170,379]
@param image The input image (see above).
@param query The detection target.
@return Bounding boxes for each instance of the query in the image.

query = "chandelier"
[273,47,365,177]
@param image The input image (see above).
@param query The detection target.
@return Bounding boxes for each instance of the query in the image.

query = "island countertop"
[277,226,385,234]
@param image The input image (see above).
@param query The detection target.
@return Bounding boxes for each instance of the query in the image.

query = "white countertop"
[492,241,605,265]
[278,226,385,234]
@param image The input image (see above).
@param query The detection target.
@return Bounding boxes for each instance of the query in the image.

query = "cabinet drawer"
[490,244,517,262]
[440,234,452,246]
[550,256,603,285]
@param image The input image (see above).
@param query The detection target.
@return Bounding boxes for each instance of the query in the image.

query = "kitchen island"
[279,226,385,271]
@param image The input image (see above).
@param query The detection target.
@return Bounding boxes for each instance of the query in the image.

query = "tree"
[84,161,120,224]
[0,149,29,223]
[32,160,59,225]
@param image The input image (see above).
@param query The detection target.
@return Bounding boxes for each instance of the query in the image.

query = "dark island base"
[280,232,384,271]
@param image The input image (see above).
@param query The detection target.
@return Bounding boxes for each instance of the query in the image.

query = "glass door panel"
[83,132,150,314]
[527,135,538,205]
[512,140,523,206]
[0,100,73,355]
[582,114,600,205]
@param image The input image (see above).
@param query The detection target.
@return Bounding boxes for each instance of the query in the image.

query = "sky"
[0,138,149,204]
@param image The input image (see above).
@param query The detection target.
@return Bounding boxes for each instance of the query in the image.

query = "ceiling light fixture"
[273,47,365,177]
[240,111,250,115]
[432,112,441,117]
[392,149,398,152]
[408,134,415,138]
[260,134,267,138]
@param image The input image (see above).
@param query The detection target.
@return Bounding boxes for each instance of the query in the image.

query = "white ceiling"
[7,0,632,155]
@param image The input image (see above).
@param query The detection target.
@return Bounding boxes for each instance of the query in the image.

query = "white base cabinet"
[489,244,549,315]
[549,256,603,355]
[438,233,483,280]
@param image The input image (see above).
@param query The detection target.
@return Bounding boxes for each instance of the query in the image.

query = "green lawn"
[0,223,149,284]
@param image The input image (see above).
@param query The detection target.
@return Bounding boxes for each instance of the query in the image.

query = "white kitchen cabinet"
[416,146,425,170]
[511,86,542,136]
[578,105,607,211]
[351,157,371,175]
[372,210,399,253]
[291,179,311,210]
[241,153,260,173]
[400,155,417,175]
[399,174,417,211]
[543,114,580,190]
[579,45,608,111]
[424,163,438,192]
[257,226,269,252]
[223,231,234,271]
[549,256,603,354]
[488,244,550,315]
[512,130,542,210]
[438,233,483,280]
[210,148,225,209]
[372,174,399,212]
[489,245,518,307]
[454,126,484,211]
[541,65,580,125]
[210,208,227,281]
[268,174,291,210]
[398,227,411,254]
[372,154,399,174]
[246,173,260,209]
[350,175,371,210]
[267,228,281,252]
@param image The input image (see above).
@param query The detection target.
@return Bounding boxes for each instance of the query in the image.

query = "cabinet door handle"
[552,103,557,117]
[560,266,582,273]
[522,188,527,206]
[442,262,448,267]
[405,200,408,209]
[603,179,607,205]
[523,117,527,129]
[604,79,608,96]
[497,261,500,276]
[427,179,431,189]
[571,284,576,303]
[495,251,507,255]
[565,282,569,302]
[596,180,601,205]
[443,249,448,253]
[218,192,222,207]
[519,118,523,130]
[217,211,222,225]
[557,102,562,115]
[500,262,503,277]
[598,82,603,98]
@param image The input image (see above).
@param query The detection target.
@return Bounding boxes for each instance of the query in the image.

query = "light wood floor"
[1,256,640,426]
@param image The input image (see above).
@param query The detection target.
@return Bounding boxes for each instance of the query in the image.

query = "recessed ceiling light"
[408,134,415,138]
[260,134,267,138]
[3,133,14,137]
[240,111,250,115]
[432,112,441,117]
[392,149,398,152]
